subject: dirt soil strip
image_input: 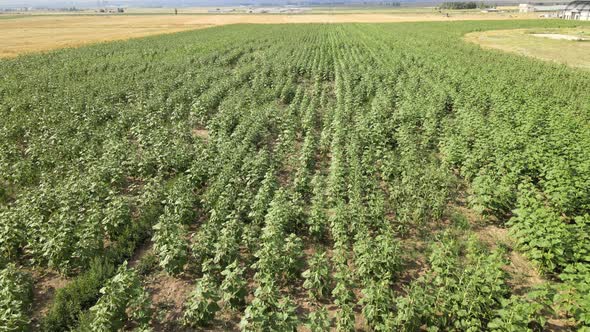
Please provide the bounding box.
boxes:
[0,13,538,58]
[29,269,70,329]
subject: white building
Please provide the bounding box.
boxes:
[519,3,535,12]
[562,0,590,20]
[520,3,567,13]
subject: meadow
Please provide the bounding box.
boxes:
[0,19,589,331]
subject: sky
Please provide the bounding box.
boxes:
[1,0,386,8]
[1,0,203,7]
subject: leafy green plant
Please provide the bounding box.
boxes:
[360,277,395,331]
[282,234,304,282]
[42,258,115,332]
[302,251,331,302]
[332,266,356,332]
[554,264,590,328]
[0,209,24,266]
[252,190,303,285]
[86,262,151,331]
[152,212,188,275]
[182,274,221,327]
[508,182,572,272]
[213,217,241,268]
[354,230,400,283]
[220,260,247,310]
[488,286,554,331]
[307,305,331,332]
[335,303,355,332]
[389,236,508,331]
[0,264,33,331]
[307,174,328,241]
[240,278,299,331]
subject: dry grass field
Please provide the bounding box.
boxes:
[0,16,211,58]
[0,11,539,58]
[465,27,590,70]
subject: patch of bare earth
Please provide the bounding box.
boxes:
[192,128,210,140]
[128,241,153,269]
[29,269,70,328]
[394,250,429,295]
[532,33,588,41]
[474,224,544,294]
[145,271,194,331]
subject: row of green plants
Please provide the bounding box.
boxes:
[0,20,588,330]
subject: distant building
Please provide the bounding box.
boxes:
[207,8,236,13]
[520,3,567,13]
[97,6,125,13]
[247,7,311,14]
[561,0,590,20]
[519,3,535,12]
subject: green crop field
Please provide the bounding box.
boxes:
[1,20,589,331]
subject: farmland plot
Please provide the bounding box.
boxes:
[465,27,590,70]
[0,21,589,331]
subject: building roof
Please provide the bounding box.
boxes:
[519,3,567,11]
[565,0,590,12]
[535,5,567,11]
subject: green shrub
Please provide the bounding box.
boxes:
[182,274,220,327]
[42,258,115,332]
[135,252,158,277]
[488,286,554,331]
[0,264,33,331]
[220,261,247,310]
[240,278,299,332]
[87,263,151,331]
[307,306,331,332]
[302,251,331,301]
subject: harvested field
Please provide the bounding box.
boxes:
[1,12,538,58]
[0,16,211,58]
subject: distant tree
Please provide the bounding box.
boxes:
[440,1,479,9]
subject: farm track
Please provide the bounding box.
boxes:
[0,21,589,330]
